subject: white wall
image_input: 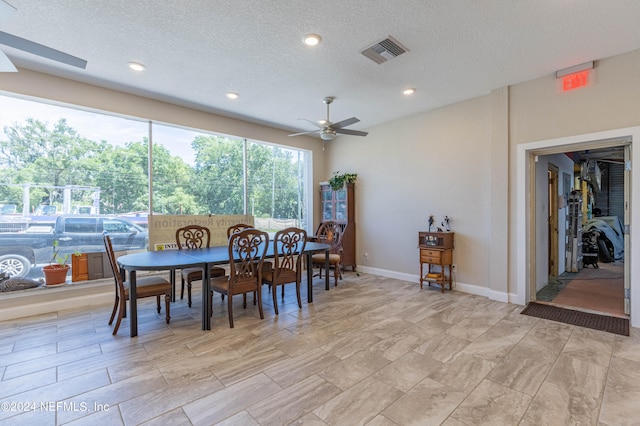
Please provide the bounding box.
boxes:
[324,96,494,296]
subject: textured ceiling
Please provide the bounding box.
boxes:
[2,0,640,138]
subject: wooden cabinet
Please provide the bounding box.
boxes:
[418,231,454,292]
[320,182,356,271]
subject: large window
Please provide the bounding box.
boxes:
[0,94,311,281]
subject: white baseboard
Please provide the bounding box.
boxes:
[356,266,510,302]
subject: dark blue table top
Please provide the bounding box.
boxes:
[117,241,330,271]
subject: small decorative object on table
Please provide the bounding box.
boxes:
[442,216,451,232]
[428,215,435,232]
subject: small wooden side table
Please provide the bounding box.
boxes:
[418,231,454,292]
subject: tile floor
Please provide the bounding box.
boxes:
[1,272,639,425]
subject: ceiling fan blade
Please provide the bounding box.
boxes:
[0,49,16,72]
[332,117,360,129]
[299,118,323,128]
[289,130,321,137]
[0,31,87,69]
[334,128,368,137]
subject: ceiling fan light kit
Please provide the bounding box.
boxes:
[289,96,368,141]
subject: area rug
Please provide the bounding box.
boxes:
[521,302,629,336]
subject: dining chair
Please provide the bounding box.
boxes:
[210,228,269,328]
[227,223,273,270]
[262,227,307,315]
[311,221,346,286]
[227,223,272,305]
[175,225,226,307]
[103,233,171,335]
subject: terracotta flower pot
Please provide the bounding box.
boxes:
[43,264,70,286]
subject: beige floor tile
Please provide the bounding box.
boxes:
[365,414,399,425]
[248,374,341,425]
[449,379,531,425]
[382,377,466,425]
[0,369,112,423]
[520,381,600,426]
[599,385,640,426]
[57,370,167,424]
[427,352,496,392]
[487,344,557,396]
[367,331,423,361]
[119,365,224,424]
[139,407,192,426]
[374,351,439,392]
[321,330,383,360]
[215,410,261,426]
[413,331,470,363]
[288,412,329,425]
[517,319,574,354]
[182,373,281,425]
[1,272,638,425]
[546,354,608,399]
[313,376,403,425]
[264,347,340,388]
[561,327,615,367]
[319,349,390,390]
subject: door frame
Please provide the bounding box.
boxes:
[548,165,559,278]
[516,126,639,327]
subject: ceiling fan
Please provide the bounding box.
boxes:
[0,0,87,72]
[289,97,368,141]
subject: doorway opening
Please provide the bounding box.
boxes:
[516,126,639,328]
[535,147,627,318]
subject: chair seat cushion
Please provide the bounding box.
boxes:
[262,268,296,284]
[311,253,341,264]
[210,275,230,293]
[124,276,171,298]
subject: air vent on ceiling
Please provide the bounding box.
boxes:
[361,36,408,64]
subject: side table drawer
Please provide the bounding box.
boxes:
[420,250,442,263]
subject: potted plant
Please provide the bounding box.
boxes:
[42,240,70,286]
[328,172,357,191]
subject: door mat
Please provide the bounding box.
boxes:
[521,302,629,336]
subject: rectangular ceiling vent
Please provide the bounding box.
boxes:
[361,36,408,64]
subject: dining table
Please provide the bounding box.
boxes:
[117,241,331,337]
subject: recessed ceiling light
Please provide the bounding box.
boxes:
[226,92,239,99]
[403,88,416,95]
[302,34,322,46]
[128,61,146,71]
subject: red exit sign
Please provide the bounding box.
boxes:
[561,70,590,91]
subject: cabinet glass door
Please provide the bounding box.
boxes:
[333,189,345,221]
[322,201,333,220]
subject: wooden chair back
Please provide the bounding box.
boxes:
[273,227,307,279]
[103,233,125,298]
[315,221,346,254]
[176,225,210,249]
[227,228,269,295]
[227,223,253,239]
